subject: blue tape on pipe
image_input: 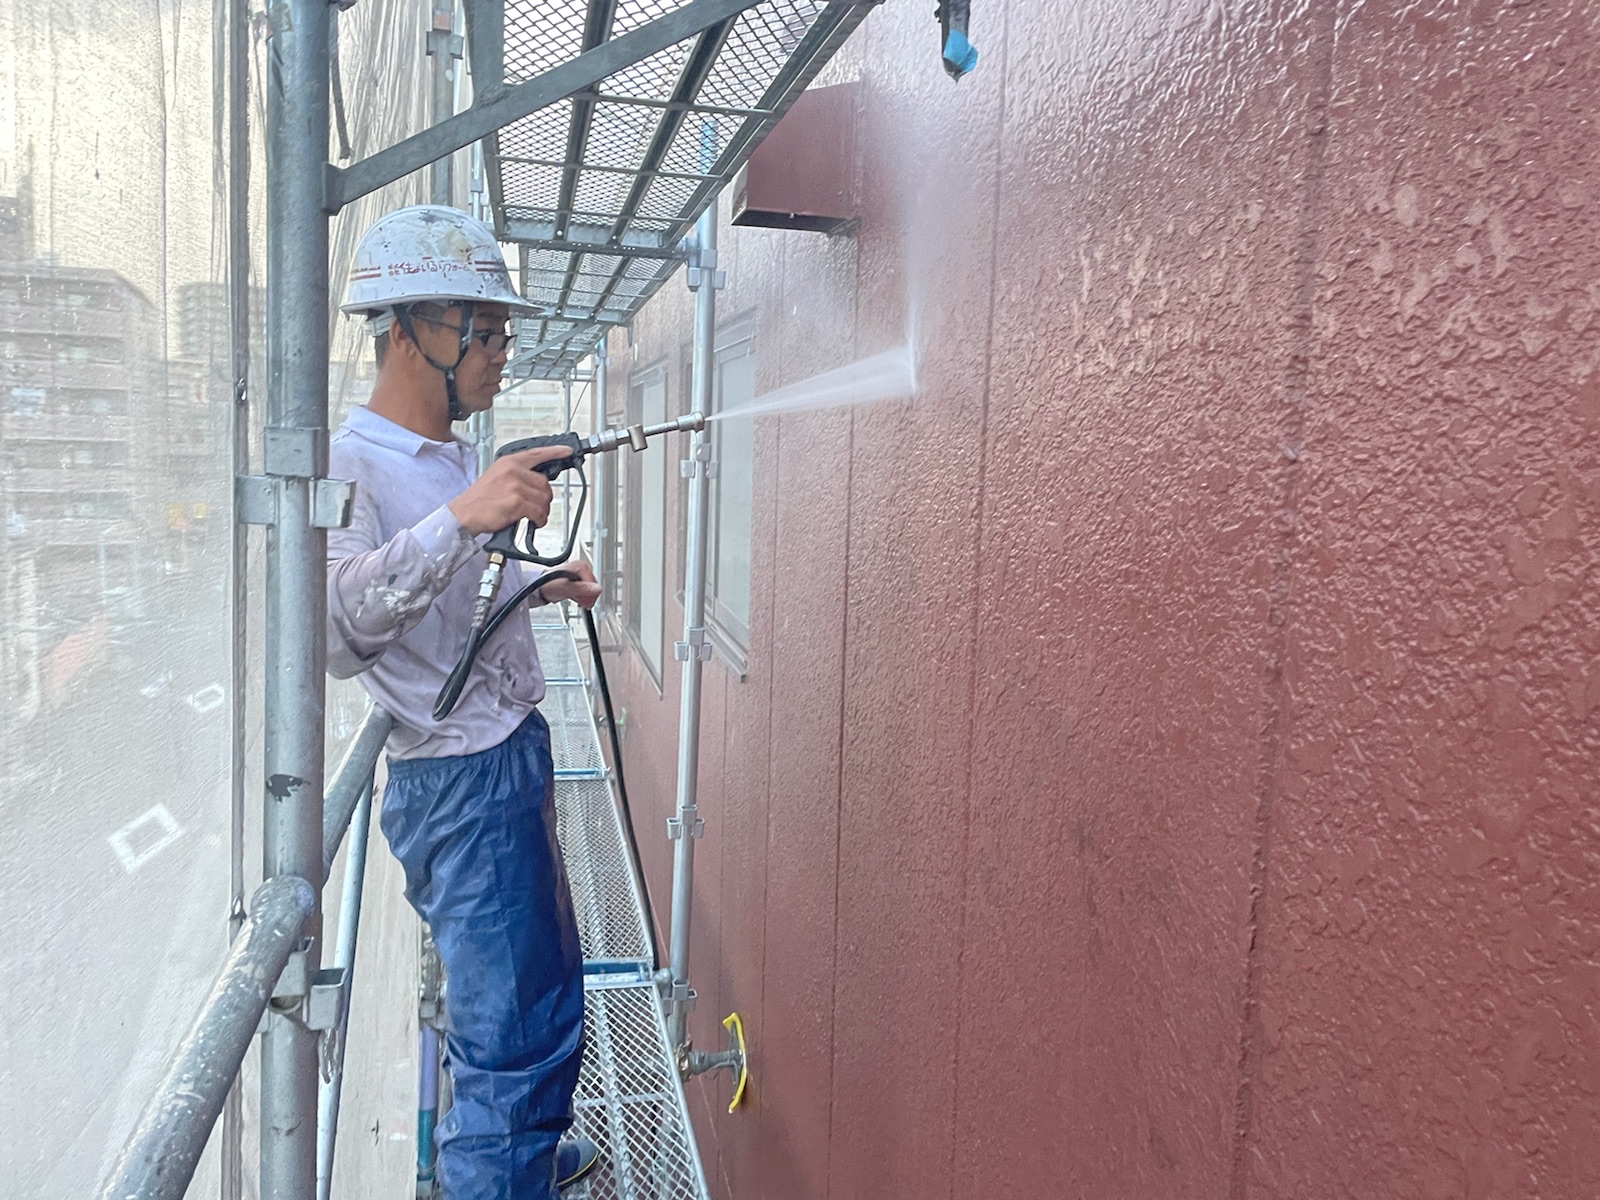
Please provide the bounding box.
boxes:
[942,28,979,77]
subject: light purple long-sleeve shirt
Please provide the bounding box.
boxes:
[326,405,546,760]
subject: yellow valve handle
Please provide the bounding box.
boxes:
[722,1012,748,1113]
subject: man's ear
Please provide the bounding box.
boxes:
[387,316,415,358]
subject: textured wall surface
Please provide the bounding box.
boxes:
[599,2,1600,1197]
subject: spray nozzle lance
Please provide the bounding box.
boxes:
[588,411,706,454]
[495,412,706,468]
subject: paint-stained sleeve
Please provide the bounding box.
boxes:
[326,499,478,679]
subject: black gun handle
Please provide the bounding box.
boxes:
[485,431,587,564]
[495,431,585,479]
[483,522,523,558]
[484,517,573,566]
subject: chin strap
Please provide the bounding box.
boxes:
[395,302,476,422]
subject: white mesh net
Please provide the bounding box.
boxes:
[0,1,456,1194]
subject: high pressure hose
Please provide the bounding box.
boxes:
[431,570,662,964]
[582,606,660,965]
[432,415,702,961]
[433,568,578,721]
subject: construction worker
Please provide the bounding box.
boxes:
[326,205,600,1198]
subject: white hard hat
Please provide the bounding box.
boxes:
[341,205,536,321]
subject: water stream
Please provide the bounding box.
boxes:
[707,342,917,422]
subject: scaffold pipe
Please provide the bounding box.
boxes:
[97,876,317,1200]
[261,0,332,1192]
[321,708,393,878]
[221,0,253,1188]
[316,779,375,1200]
[667,196,720,1050]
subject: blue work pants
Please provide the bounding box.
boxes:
[382,710,585,1199]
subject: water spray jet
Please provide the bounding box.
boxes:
[707,343,917,424]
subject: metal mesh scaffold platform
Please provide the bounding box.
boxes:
[546,680,609,777]
[541,618,705,1200]
[481,0,876,380]
[567,982,709,1200]
[536,620,587,682]
[558,777,653,963]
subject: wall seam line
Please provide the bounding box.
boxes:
[756,226,787,1200]
[947,5,1014,1199]
[823,76,870,1196]
[1228,4,1339,1198]
[821,325,858,1200]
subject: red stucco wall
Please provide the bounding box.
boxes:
[597,3,1600,1197]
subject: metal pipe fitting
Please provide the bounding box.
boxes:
[587,411,707,456]
[98,876,317,1200]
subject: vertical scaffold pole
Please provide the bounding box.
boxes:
[591,339,608,583]
[262,0,330,1194]
[427,0,458,206]
[220,0,252,1190]
[667,191,721,1051]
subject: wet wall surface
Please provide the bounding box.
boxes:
[601,2,1600,1197]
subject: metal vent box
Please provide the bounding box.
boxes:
[732,82,857,234]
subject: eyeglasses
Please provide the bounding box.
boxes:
[412,313,516,355]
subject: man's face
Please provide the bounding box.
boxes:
[413,302,514,414]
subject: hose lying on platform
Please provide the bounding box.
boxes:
[582,606,660,967]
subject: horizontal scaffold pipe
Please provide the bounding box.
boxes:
[321,707,394,878]
[96,874,317,1200]
[324,0,765,211]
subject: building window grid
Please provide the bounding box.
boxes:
[704,338,755,666]
[622,365,668,685]
[613,337,756,679]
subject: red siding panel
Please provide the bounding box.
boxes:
[596,2,1600,1197]
[1250,6,1600,1198]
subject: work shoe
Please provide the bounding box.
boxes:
[556,1135,601,1189]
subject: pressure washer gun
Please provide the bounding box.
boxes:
[435,412,706,719]
[484,414,705,566]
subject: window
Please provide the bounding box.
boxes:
[55,338,124,364]
[623,365,667,682]
[5,386,45,416]
[51,388,126,417]
[11,490,132,522]
[4,336,50,360]
[599,374,622,614]
[706,337,755,659]
[5,439,127,469]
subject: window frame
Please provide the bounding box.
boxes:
[691,323,756,679]
[621,360,668,689]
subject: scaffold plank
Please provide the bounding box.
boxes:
[567,984,710,1200]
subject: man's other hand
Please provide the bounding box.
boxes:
[447,445,568,535]
[542,559,602,610]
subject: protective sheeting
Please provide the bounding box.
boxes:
[0,1,438,1194]
[0,2,238,1194]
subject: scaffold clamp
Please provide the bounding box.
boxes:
[666,813,705,840]
[236,475,278,526]
[236,475,354,528]
[266,950,347,1033]
[674,627,713,662]
[312,477,355,529]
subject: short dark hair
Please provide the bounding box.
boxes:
[373,301,460,367]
